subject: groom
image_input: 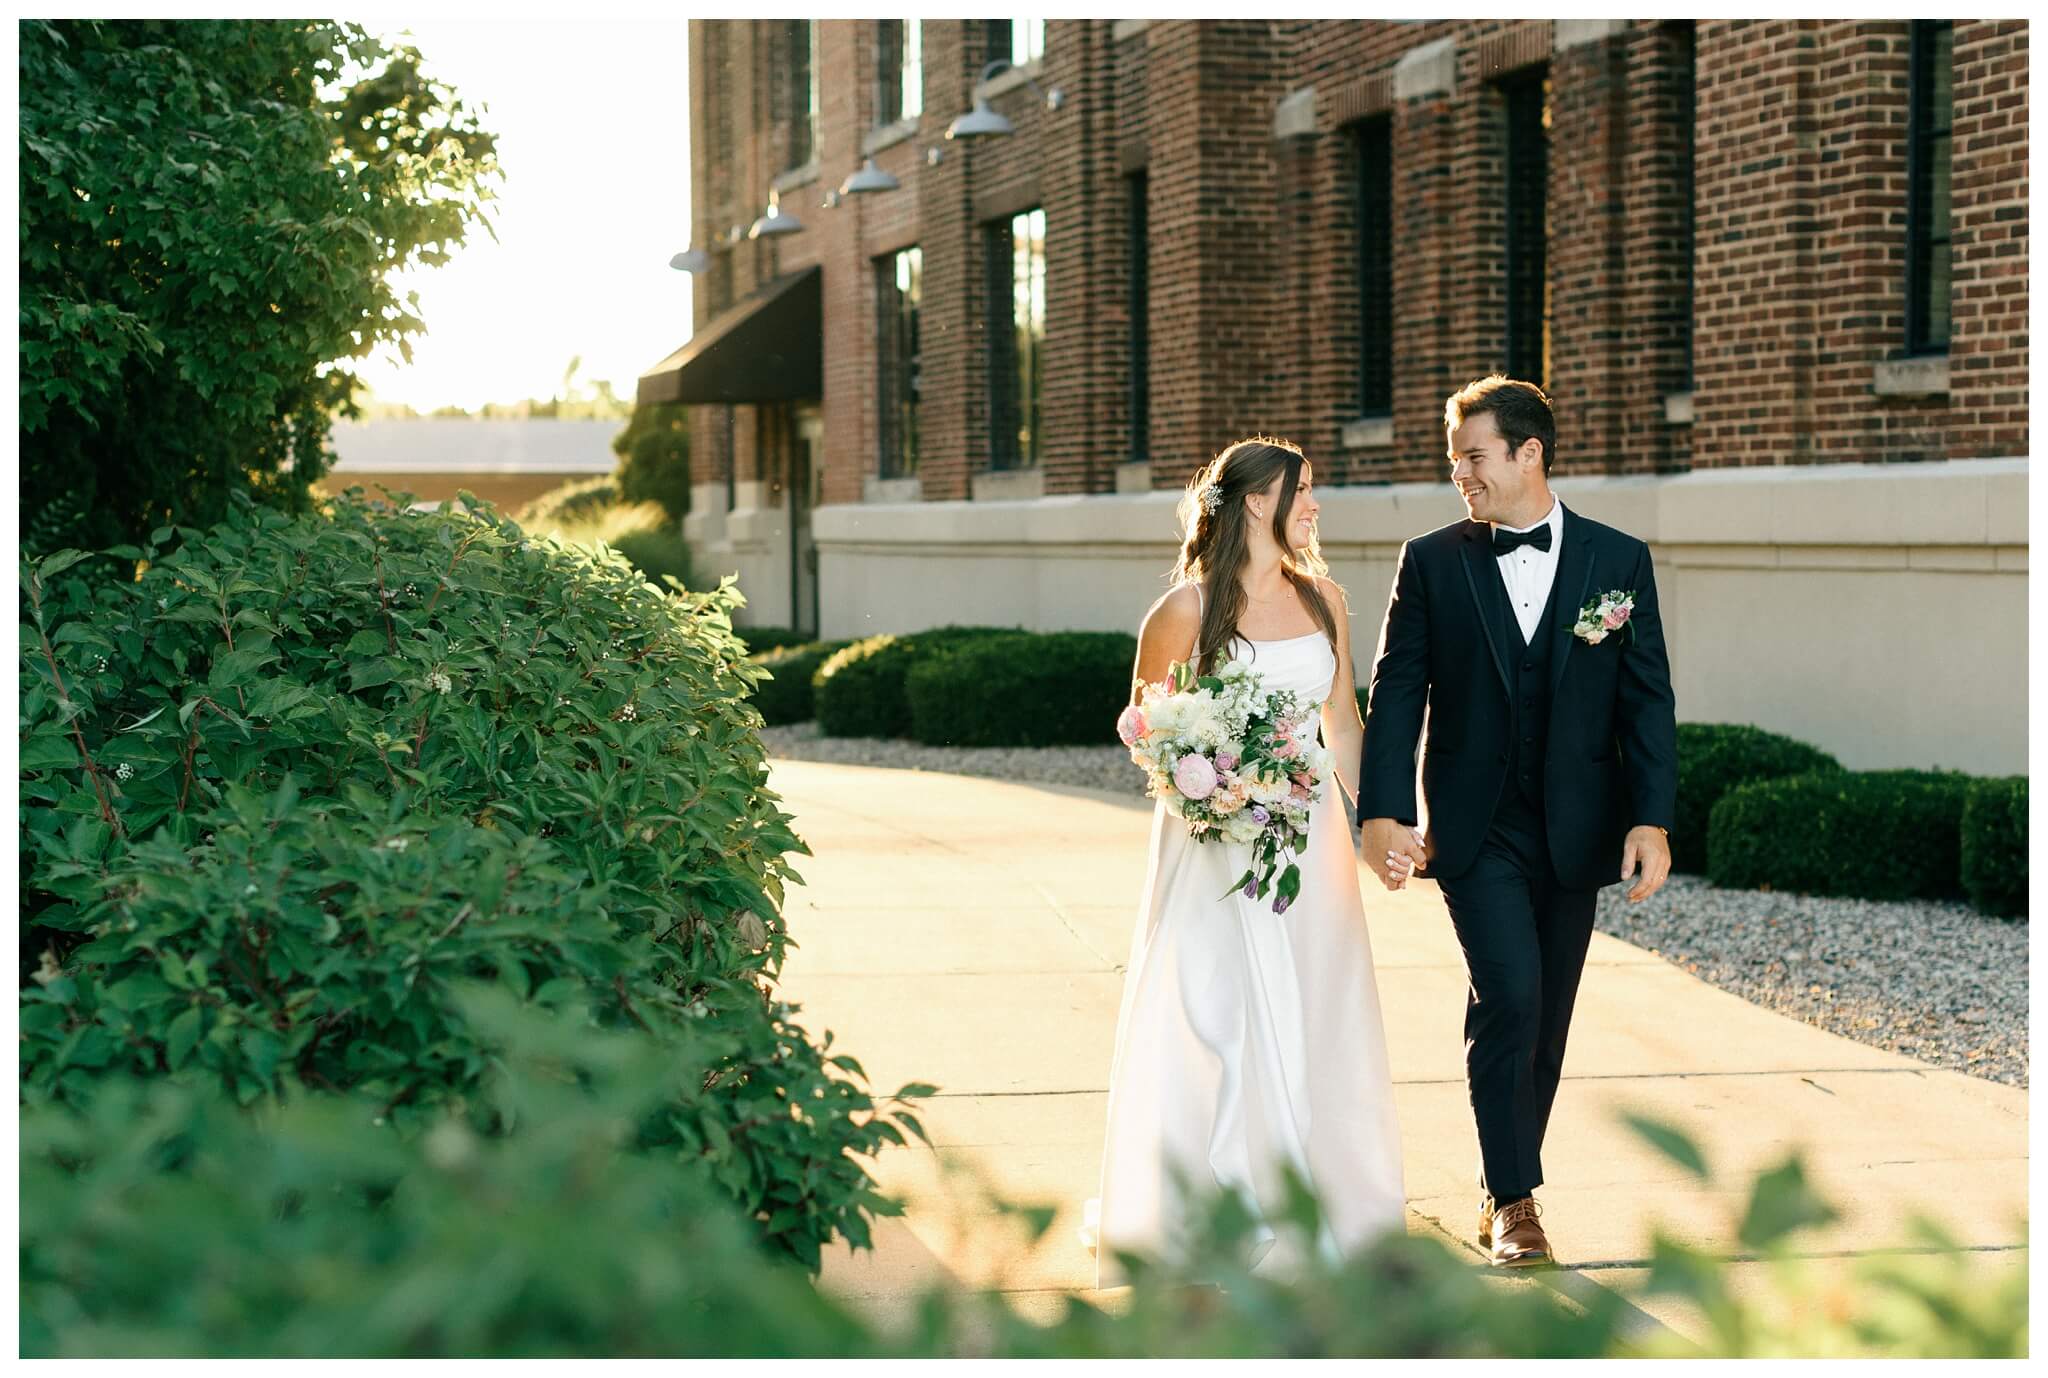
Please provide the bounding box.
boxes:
[1358,375,1677,1268]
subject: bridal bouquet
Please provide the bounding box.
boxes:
[1117,659,1330,914]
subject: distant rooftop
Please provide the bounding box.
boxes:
[329,418,625,474]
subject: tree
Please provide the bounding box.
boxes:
[18,20,500,551]
[613,402,692,524]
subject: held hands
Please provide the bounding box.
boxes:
[1361,817,1428,892]
[1620,825,1672,902]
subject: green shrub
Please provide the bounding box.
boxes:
[749,641,853,726]
[813,626,1018,739]
[23,1051,2024,1358]
[735,626,821,656]
[905,632,1137,747]
[1960,776,2027,918]
[20,992,893,1358]
[1706,770,1975,901]
[18,492,926,1269]
[19,20,498,552]
[610,525,693,590]
[1672,724,1842,874]
[613,400,692,524]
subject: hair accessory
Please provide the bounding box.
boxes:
[1199,483,1223,516]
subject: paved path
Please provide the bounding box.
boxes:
[767,759,2028,1349]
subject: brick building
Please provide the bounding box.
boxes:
[641,18,2028,772]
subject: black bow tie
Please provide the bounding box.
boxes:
[1492,523,1553,556]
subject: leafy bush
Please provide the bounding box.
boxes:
[19,20,499,551]
[735,626,822,656]
[1960,777,2027,919]
[18,492,926,1268]
[1673,724,1842,874]
[1706,770,1975,901]
[611,527,694,590]
[20,991,892,1358]
[749,642,853,727]
[613,401,693,524]
[813,626,1018,739]
[24,1044,2025,1359]
[905,632,1137,747]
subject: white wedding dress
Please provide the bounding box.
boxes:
[1082,627,1407,1287]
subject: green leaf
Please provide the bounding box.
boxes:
[19,734,81,772]
[1737,1154,1838,1251]
[349,658,401,691]
[166,1007,202,1070]
[1621,1113,1711,1180]
[37,549,92,580]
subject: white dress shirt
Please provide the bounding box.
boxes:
[1492,496,1565,645]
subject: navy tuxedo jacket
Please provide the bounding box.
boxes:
[1359,505,1678,892]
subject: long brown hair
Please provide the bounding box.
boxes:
[1169,437,1340,676]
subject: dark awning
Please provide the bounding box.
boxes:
[636,266,822,406]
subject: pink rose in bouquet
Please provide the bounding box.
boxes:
[1116,704,1148,747]
[1602,603,1631,631]
[1173,753,1219,801]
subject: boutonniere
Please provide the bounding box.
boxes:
[1573,589,1636,645]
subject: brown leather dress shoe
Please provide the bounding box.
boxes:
[1486,1196,1552,1268]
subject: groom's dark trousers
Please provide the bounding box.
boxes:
[1360,509,1677,1205]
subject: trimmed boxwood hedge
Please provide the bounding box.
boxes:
[747,640,851,726]
[1960,776,2028,918]
[1673,723,1842,873]
[813,626,1017,738]
[906,631,1138,747]
[1707,769,1976,901]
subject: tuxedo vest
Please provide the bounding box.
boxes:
[1492,557,1564,812]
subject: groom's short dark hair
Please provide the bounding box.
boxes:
[1445,376,1555,473]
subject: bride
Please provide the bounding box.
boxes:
[1083,437,1409,1287]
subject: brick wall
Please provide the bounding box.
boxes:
[1948,19,2029,458]
[673,18,2030,514]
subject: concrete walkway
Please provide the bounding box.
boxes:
[767,759,2028,1349]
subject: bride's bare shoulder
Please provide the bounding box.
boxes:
[1139,583,1202,640]
[1310,573,1353,614]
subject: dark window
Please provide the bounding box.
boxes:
[982,18,1043,68]
[786,20,817,169]
[985,208,1046,470]
[1127,172,1149,462]
[876,20,922,124]
[1907,20,1954,354]
[877,247,923,478]
[1500,67,1551,388]
[1350,116,1393,416]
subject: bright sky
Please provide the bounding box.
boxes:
[351,17,694,412]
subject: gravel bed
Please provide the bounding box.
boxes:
[762,726,2028,1088]
[1593,875,2027,1088]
